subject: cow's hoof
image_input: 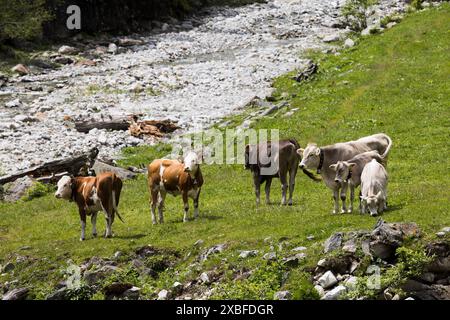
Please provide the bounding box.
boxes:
[80,238,85,241]
[332,210,338,214]
[92,233,97,238]
[370,213,378,217]
[347,209,353,214]
[288,201,293,206]
[340,209,346,214]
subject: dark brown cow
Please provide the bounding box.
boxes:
[245,139,314,205]
[55,172,123,241]
[147,151,203,224]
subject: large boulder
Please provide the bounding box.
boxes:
[2,288,29,300]
[11,64,30,76]
[1,176,35,202]
[91,161,137,180]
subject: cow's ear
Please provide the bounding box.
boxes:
[348,163,356,169]
[296,148,304,155]
[315,148,321,156]
[329,164,337,171]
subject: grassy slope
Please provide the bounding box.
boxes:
[0,5,449,298]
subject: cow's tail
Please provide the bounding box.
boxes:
[381,134,393,159]
[112,190,125,223]
[302,169,322,182]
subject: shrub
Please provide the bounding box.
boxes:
[410,0,424,10]
[22,182,54,201]
[341,0,379,32]
[0,0,52,42]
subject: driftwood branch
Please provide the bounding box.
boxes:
[0,148,99,185]
[75,120,130,133]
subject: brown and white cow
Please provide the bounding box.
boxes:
[329,150,385,213]
[55,172,123,241]
[298,133,392,214]
[147,151,203,224]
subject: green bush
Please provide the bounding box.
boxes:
[0,0,52,42]
[341,0,379,31]
[410,0,424,10]
[22,182,54,201]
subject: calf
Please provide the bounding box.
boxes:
[55,172,123,241]
[329,150,384,213]
[360,159,388,216]
[245,139,312,205]
[147,151,203,224]
[298,133,392,214]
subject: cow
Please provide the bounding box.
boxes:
[297,133,392,214]
[54,172,123,241]
[360,159,388,216]
[329,150,385,213]
[245,139,315,206]
[147,151,203,224]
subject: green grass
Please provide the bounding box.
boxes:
[0,5,449,299]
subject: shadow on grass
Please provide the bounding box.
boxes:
[114,233,147,240]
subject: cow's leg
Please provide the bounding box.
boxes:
[150,190,158,225]
[194,189,201,219]
[288,166,298,206]
[280,171,288,206]
[253,173,261,206]
[332,188,339,214]
[91,212,98,238]
[340,183,348,214]
[182,192,189,223]
[265,178,272,205]
[158,191,166,224]
[79,210,87,241]
[359,191,363,214]
[348,185,355,213]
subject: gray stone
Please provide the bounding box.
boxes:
[324,232,343,253]
[2,176,34,202]
[343,240,357,253]
[2,262,15,273]
[386,22,397,29]
[92,161,137,180]
[344,38,355,48]
[200,244,226,261]
[314,285,325,297]
[321,285,346,300]
[323,34,340,43]
[107,43,118,54]
[344,276,358,291]
[122,286,140,300]
[199,272,210,284]
[317,271,338,289]
[58,46,78,55]
[46,287,69,300]
[172,282,183,295]
[274,291,291,300]
[263,252,277,261]
[5,99,21,108]
[194,239,204,247]
[2,288,29,300]
[239,250,258,259]
[291,246,307,252]
[157,289,170,300]
[282,253,306,267]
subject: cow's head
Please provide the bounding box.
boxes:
[55,176,73,200]
[329,161,356,183]
[361,191,383,216]
[183,151,201,176]
[298,144,321,170]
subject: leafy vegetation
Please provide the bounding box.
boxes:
[0,4,449,299]
[341,0,379,31]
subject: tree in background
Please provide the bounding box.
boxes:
[341,0,379,32]
[0,0,52,42]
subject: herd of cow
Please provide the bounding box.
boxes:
[54,133,392,241]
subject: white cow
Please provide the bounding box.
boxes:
[360,159,388,216]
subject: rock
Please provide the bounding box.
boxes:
[193,239,204,247]
[239,250,258,259]
[157,289,170,300]
[2,176,35,202]
[282,253,306,267]
[107,43,118,54]
[53,56,74,65]
[343,240,357,253]
[314,285,325,298]
[344,38,355,48]
[172,282,183,295]
[113,251,122,260]
[131,83,144,93]
[0,73,7,87]
[324,232,343,253]
[317,259,327,267]
[122,286,140,300]
[58,46,78,55]
[11,64,30,75]
[46,287,69,300]
[344,276,358,291]
[263,252,277,261]
[441,227,450,234]
[118,38,144,47]
[199,272,210,284]
[323,34,340,42]
[419,272,435,284]
[292,60,317,82]
[317,271,338,289]
[322,285,346,300]
[92,161,137,180]
[386,22,397,29]
[436,232,446,238]
[392,294,400,300]
[14,115,39,123]
[405,297,414,300]
[104,282,133,296]
[274,291,291,300]
[5,99,22,109]
[307,235,315,241]
[292,246,307,252]
[2,262,15,273]
[200,244,226,261]
[2,288,29,300]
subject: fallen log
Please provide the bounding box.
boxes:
[0,148,99,185]
[129,118,180,138]
[75,118,130,133]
